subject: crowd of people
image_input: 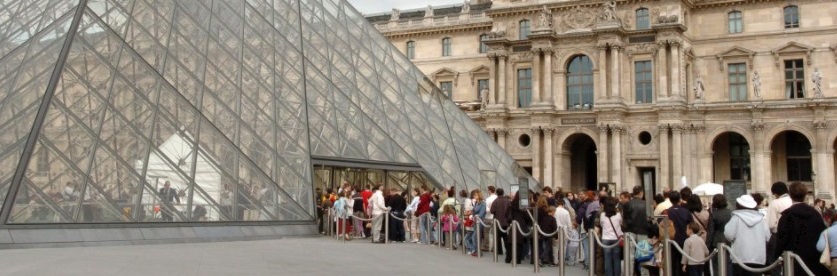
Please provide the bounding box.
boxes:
[316,181,836,276]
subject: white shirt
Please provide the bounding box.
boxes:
[370,190,387,215]
[554,206,572,229]
[485,194,497,219]
[600,213,623,240]
[767,194,792,233]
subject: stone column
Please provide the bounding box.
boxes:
[612,126,624,191]
[598,125,610,183]
[532,49,542,104]
[610,46,622,101]
[598,46,609,99]
[543,49,554,106]
[696,126,708,184]
[497,129,508,149]
[656,42,669,98]
[488,54,497,105]
[555,70,566,109]
[531,127,542,183]
[670,42,682,99]
[683,126,693,186]
[752,123,766,193]
[498,55,507,105]
[659,125,670,190]
[559,150,571,190]
[544,128,555,187]
[815,121,831,197]
[672,125,684,185]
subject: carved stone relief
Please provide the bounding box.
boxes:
[563,6,596,30]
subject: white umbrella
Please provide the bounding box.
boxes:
[693,182,724,196]
[681,176,688,188]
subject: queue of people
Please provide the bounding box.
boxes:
[317,181,835,276]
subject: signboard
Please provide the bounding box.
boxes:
[561,118,597,125]
[598,182,616,197]
[518,177,530,208]
[723,180,747,210]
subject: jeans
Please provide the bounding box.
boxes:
[580,232,589,264]
[602,239,621,276]
[419,214,433,244]
[465,231,476,252]
[733,263,764,276]
[687,265,704,276]
[540,237,553,264]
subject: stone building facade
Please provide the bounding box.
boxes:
[367,0,837,200]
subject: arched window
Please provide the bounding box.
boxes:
[566,55,594,110]
[783,6,799,28]
[406,41,415,59]
[728,11,743,33]
[519,20,530,39]
[479,34,489,53]
[441,37,451,56]
[636,8,650,30]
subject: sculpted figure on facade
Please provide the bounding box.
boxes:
[537,6,553,28]
[752,70,762,99]
[564,6,596,30]
[694,78,705,100]
[461,0,470,14]
[601,1,617,21]
[390,9,400,21]
[489,21,506,38]
[425,5,434,18]
[813,67,824,98]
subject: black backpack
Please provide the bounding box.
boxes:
[430,200,440,217]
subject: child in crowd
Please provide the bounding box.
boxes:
[566,226,580,265]
[440,205,459,249]
[682,222,709,276]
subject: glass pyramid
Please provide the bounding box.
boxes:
[0,0,531,224]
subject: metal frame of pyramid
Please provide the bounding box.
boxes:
[0,0,532,233]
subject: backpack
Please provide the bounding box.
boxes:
[635,239,654,262]
[333,198,348,218]
[584,210,598,230]
[430,200,440,217]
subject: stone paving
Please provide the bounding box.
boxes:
[0,236,589,275]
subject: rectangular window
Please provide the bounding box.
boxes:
[517,69,532,107]
[784,6,799,29]
[634,61,653,103]
[728,12,743,33]
[442,38,451,57]
[785,59,805,99]
[440,81,453,98]
[406,41,415,59]
[728,63,747,101]
[479,35,489,53]
[477,79,489,100]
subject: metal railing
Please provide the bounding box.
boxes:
[321,209,819,276]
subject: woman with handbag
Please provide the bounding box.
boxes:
[816,211,837,275]
[599,196,623,276]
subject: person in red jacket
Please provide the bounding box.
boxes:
[415,185,434,244]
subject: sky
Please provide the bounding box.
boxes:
[346,0,462,15]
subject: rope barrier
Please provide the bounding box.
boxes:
[350,213,384,222]
[790,252,816,276]
[535,224,559,237]
[561,227,588,242]
[475,217,492,228]
[593,233,621,249]
[666,240,718,263]
[496,223,510,234]
[720,244,784,273]
[513,221,532,237]
[389,212,407,221]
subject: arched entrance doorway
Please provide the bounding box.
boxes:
[770,130,812,186]
[711,132,751,184]
[561,133,597,192]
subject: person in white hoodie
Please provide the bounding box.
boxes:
[724,194,771,276]
[369,185,388,243]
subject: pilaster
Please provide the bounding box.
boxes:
[598,125,609,183]
[543,127,555,187]
[659,125,670,190]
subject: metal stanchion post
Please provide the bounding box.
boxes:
[588,232,595,276]
[384,210,390,244]
[559,227,565,276]
[533,224,540,273]
[623,234,632,275]
[511,221,518,268]
[718,243,727,276]
[342,217,347,243]
[782,251,793,276]
[461,204,466,255]
[493,221,499,263]
[448,216,454,251]
[437,216,442,248]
